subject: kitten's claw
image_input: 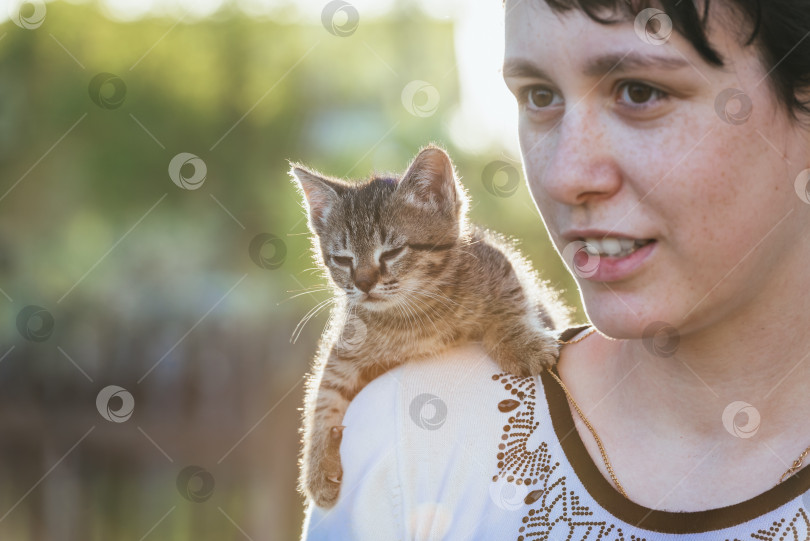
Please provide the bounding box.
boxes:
[305,426,345,508]
[331,425,346,440]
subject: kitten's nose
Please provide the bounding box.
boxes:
[354,268,379,293]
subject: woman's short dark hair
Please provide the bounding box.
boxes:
[521,0,810,128]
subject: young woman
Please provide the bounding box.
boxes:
[303,0,810,538]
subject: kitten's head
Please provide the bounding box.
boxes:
[290,144,470,312]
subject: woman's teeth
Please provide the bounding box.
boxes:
[582,237,652,257]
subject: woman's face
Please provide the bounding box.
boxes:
[503,1,810,338]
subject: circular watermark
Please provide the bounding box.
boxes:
[482,161,520,198]
[634,8,673,45]
[561,240,601,279]
[641,321,680,358]
[9,1,46,30]
[793,169,810,204]
[336,312,367,354]
[88,73,127,110]
[176,466,215,502]
[16,305,54,342]
[96,385,135,423]
[714,88,753,125]
[248,233,287,270]
[488,476,528,511]
[408,393,447,430]
[168,152,207,190]
[722,401,760,439]
[401,80,440,118]
[321,0,359,37]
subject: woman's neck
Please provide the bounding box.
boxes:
[560,288,810,509]
[609,289,810,444]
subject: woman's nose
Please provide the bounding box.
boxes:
[533,106,622,206]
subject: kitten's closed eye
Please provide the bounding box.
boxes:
[380,246,405,261]
[332,255,353,267]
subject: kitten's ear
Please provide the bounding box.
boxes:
[289,163,346,233]
[396,145,459,212]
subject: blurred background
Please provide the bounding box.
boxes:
[0,0,584,538]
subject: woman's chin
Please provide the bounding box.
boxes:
[584,306,675,341]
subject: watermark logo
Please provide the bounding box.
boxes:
[482,161,520,198]
[16,305,54,342]
[336,312,367,354]
[722,401,760,439]
[641,321,680,357]
[714,88,753,125]
[176,466,215,502]
[96,385,135,423]
[321,0,359,37]
[489,476,528,511]
[248,233,287,270]
[794,169,810,204]
[401,80,440,118]
[634,8,672,45]
[168,152,207,190]
[9,1,46,29]
[561,240,600,279]
[88,73,127,110]
[408,393,447,430]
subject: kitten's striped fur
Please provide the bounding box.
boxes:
[291,144,571,508]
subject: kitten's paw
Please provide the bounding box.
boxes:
[522,334,561,375]
[306,425,345,509]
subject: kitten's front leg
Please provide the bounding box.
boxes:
[483,312,560,377]
[301,348,359,508]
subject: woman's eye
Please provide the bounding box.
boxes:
[525,87,557,109]
[332,255,353,267]
[381,246,404,261]
[519,81,668,113]
[618,81,668,106]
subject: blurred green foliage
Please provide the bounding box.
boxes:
[0,1,583,539]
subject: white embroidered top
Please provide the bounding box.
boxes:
[301,325,810,541]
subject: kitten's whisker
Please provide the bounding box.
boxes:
[392,300,413,332]
[399,291,440,337]
[397,295,423,334]
[291,300,334,345]
[279,288,334,303]
[405,291,445,323]
[286,283,330,292]
[398,285,462,311]
[396,291,425,333]
[421,285,474,312]
[300,266,328,275]
[414,290,472,315]
[291,297,336,344]
[393,292,418,331]
[412,287,459,307]
[396,289,458,311]
[453,248,480,261]
[402,297,438,332]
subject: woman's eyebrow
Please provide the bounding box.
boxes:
[503,51,691,80]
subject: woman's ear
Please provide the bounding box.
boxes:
[289,163,347,234]
[395,144,461,213]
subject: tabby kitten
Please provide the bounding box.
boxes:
[291,144,571,509]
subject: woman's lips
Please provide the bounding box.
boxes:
[572,240,657,282]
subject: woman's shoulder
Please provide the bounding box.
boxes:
[340,323,594,471]
[348,322,592,409]
[303,326,591,540]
